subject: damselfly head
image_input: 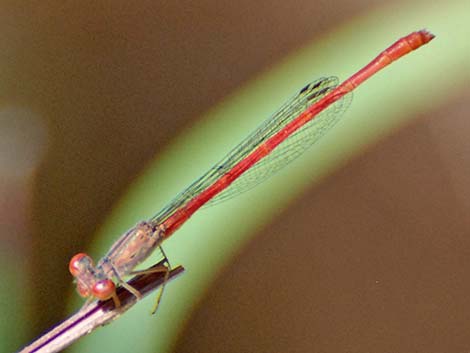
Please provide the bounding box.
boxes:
[69,253,117,300]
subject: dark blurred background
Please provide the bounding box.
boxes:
[1,1,469,352]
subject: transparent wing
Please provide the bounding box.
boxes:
[150,77,351,224]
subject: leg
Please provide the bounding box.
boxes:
[109,292,121,308]
[128,265,169,276]
[128,258,170,314]
[150,264,170,314]
[120,282,143,300]
[111,266,143,300]
[159,245,172,269]
[128,246,172,314]
[151,246,171,314]
[115,261,169,301]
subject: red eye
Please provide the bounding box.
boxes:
[92,279,116,300]
[69,253,93,277]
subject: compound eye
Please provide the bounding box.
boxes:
[92,279,116,300]
[69,253,93,277]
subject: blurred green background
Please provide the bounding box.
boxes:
[2,0,469,352]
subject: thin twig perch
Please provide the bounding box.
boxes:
[18,261,184,353]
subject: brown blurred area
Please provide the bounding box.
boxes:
[2,1,469,351]
[174,93,470,353]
